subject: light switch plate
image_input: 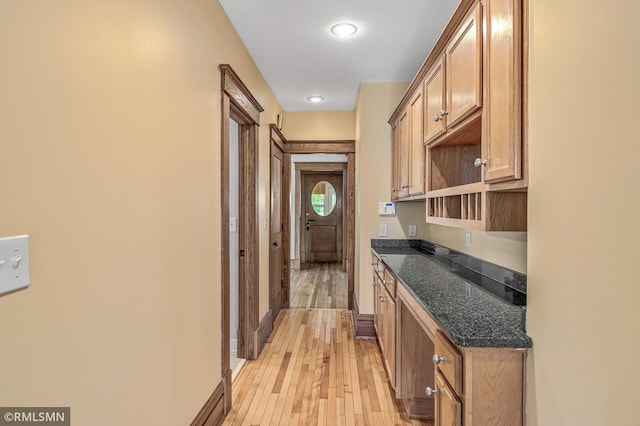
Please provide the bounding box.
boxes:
[465,231,472,252]
[379,224,388,237]
[0,235,30,296]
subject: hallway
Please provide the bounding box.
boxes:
[223,309,430,425]
[290,263,348,309]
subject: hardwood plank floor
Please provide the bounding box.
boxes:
[223,309,432,426]
[290,263,347,309]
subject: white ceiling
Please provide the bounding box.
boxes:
[219,0,460,111]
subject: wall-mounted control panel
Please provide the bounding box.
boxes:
[0,235,30,296]
[379,202,396,216]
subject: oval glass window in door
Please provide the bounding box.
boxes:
[311,181,337,216]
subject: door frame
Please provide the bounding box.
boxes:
[220,65,263,413]
[299,166,346,265]
[270,136,355,310]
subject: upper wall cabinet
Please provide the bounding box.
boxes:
[388,0,527,230]
[424,3,482,145]
[391,89,425,201]
[482,0,523,184]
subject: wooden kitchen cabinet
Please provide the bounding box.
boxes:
[390,87,425,200]
[424,57,446,143]
[395,282,527,426]
[397,301,435,419]
[445,2,482,128]
[371,251,397,389]
[482,0,524,185]
[408,89,425,196]
[392,109,410,199]
[434,373,462,426]
[389,0,528,229]
[424,3,482,145]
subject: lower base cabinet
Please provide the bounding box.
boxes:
[394,281,527,426]
[397,301,434,419]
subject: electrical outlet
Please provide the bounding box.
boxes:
[408,224,417,237]
[465,231,472,252]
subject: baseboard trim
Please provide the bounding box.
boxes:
[191,380,225,426]
[254,308,273,359]
[353,294,376,338]
[290,258,300,270]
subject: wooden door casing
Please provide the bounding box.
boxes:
[302,172,343,263]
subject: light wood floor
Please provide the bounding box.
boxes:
[223,308,431,426]
[290,263,347,309]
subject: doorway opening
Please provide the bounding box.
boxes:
[220,64,264,414]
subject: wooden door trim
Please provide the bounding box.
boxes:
[220,64,262,414]
[277,138,356,310]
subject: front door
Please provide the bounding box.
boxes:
[302,172,343,263]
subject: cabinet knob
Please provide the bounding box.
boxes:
[382,279,387,285]
[370,262,376,266]
[433,115,441,122]
[426,386,438,397]
[433,354,447,364]
[392,188,397,192]
[379,295,384,303]
[439,109,449,116]
[474,158,487,168]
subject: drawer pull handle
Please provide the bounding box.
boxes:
[433,354,448,364]
[426,386,438,397]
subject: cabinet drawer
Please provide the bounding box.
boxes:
[434,332,463,395]
[382,268,396,297]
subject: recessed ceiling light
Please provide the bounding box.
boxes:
[330,23,358,38]
[307,96,325,103]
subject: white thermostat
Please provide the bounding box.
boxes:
[379,202,396,216]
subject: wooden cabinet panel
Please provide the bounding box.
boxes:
[398,110,410,198]
[483,0,523,183]
[391,123,401,200]
[373,273,382,338]
[409,89,425,196]
[398,301,435,419]
[382,288,396,388]
[446,2,483,128]
[435,373,462,426]
[434,332,463,395]
[424,57,447,144]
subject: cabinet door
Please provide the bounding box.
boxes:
[435,373,461,426]
[391,123,401,200]
[445,2,482,128]
[399,301,435,418]
[408,89,425,196]
[483,0,522,183]
[373,275,382,338]
[397,110,410,198]
[424,56,446,144]
[382,290,396,388]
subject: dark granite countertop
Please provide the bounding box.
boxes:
[372,240,532,348]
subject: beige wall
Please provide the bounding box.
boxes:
[0,1,280,425]
[283,111,356,140]
[354,82,427,314]
[527,0,640,425]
